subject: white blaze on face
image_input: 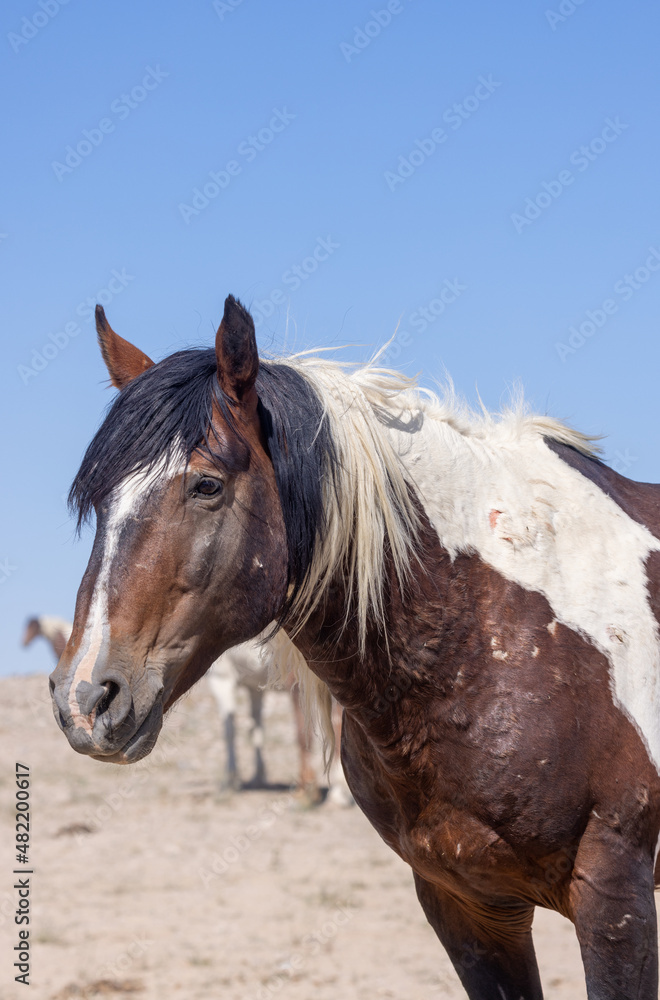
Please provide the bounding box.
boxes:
[388,415,660,774]
[66,452,184,732]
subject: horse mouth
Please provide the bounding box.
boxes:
[90,698,164,765]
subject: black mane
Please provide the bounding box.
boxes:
[255,362,336,614]
[69,350,335,630]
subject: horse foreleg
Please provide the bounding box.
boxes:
[244,687,267,789]
[207,674,239,790]
[414,873,543,1000]
[290,683,321,803]
[224,712,239,789]
[327,703,354,807]
[570,819,658,1000]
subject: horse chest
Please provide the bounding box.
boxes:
[340,683,596,898]
[341,718,535,899]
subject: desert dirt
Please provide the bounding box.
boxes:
[0,671,625,1000]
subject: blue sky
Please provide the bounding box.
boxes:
[3,0,660,677]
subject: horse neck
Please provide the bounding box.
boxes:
[293,510,463,717]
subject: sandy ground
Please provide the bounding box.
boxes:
[0,672,609,999]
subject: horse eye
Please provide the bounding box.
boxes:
[196,478,223,497]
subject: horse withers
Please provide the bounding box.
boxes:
[50,294,660,999]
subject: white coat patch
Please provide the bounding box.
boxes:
[386,415,660,772]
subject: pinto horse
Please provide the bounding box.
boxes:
[50,295,660,999]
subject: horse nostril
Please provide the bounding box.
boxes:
[96,681,120,717]
[75,680,108,717]
[93,674,134,733]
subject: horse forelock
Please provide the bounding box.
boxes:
[68,348,250,530]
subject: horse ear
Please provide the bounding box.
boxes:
[95,305,154,390]
[215,295,259,405]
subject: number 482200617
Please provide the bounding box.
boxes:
[15,763,30,862]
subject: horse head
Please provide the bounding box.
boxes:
[49,296,288,763]
[22,617,41,647]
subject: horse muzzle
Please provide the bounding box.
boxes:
[49,662,165,764]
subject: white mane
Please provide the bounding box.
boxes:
[265,355,600,754]
[275,354,597,636]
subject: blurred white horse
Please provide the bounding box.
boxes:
[208,628,352,804]
[207,636,270,789]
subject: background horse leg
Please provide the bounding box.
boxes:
[570,820,658,1000]
[243,686,267,789]
[207,672,240,790]
[327,703,354,807]
[224,711,238,788]
[414,873,543,1000]
[289,682,321,804]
